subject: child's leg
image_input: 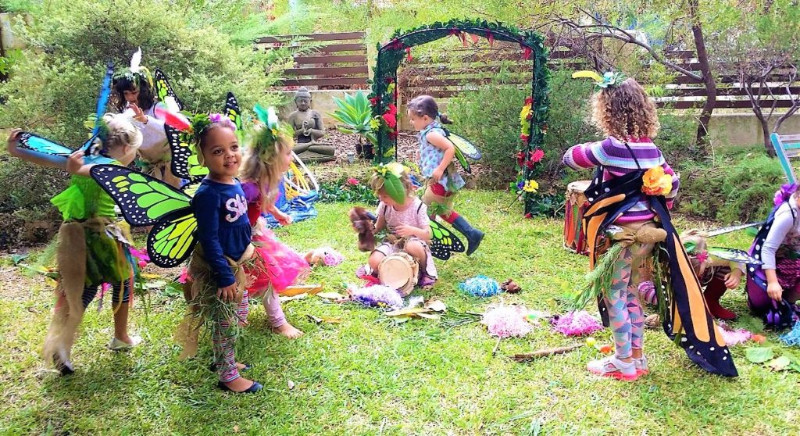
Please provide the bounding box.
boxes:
[368,250,386,272]
[236,290,250,327]
[110,281,138,344]
[263,289,303,338]
[626,284,645,357]
[212,317,240,383]
[606,247,635,360]
[404,240,427,268]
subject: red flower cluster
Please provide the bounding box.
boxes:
[516,149,545,169]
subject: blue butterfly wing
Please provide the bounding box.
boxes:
[17,132,74,156]
[92,62,114,137]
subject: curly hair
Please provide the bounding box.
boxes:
[112,74,155,112]
[591,78,660,140]
[240,129,294,212]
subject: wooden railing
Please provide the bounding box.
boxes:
[255,32,369,89]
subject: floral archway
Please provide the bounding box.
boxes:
[368,19,549,215]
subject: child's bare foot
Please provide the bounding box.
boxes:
[272,322,304,339]
[219,377,262,393]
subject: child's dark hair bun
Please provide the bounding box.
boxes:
[439,113,453,124]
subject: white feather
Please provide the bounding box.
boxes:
[267,106,279,129]
[130,47,142,73]
[164,96,179,113]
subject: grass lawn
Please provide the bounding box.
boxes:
[1,190,798,435]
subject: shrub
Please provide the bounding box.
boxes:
[0,0,289,243]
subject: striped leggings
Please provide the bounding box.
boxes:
[212,290,250,383]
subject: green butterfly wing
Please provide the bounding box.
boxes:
[708,247,762,265]
[429,220,466,260]
[447,132,481,160]
[147,209,198,267]
[90,164,192,226]
[166,125,208,181]
[153,69,184,110]
[453,146,471,174]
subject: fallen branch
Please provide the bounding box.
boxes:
[511,344,583,362]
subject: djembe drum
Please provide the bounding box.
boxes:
[564,180,591,255]
[378,252,419,297]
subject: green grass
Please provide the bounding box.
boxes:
[1,191,799,435]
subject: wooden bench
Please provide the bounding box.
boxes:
[255,31,369,90]
[772,133,800,183]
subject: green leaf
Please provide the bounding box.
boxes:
[768,356,791,371]
[745,347,774,363]
[383,173,405,204]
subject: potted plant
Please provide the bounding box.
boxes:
[329,91,377,160]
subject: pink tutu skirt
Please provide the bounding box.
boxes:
[245,218,310,298]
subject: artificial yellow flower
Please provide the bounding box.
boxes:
[642,166,673,196]
[523,179,539,193]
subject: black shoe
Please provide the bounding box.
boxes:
[217,380,263,393]
[53,353,74,376]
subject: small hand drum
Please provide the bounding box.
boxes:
[564,180,591,255]
[378,252,419,296]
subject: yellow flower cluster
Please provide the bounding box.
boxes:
[641,166,672,197]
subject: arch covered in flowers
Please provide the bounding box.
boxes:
[368,19,549,215]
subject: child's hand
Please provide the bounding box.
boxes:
[129,103,148,124]
[431,167,444,184]
[767,281,783,301]
[6,128,22,156]
[395,225,417,238]
[66,150,85,174]
[217,283,238,302]
[275,211,293,226]
[724,269,743,289]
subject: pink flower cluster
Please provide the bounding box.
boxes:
[482,305,533,338]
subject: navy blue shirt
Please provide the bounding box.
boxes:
[192,178,252,287]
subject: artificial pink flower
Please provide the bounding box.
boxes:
[346,177,359,186]
[530,149,544,163]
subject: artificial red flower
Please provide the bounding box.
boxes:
[369,97,377,106]
[516,151,526,167]
[382,104,398,129]
[524,97,533,105]
[520,133,530,142]
[524,212,532,219]
[346,178,359,186]
[530,149,544,163]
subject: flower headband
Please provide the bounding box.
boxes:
[113,47,153,88]
[371,162,408,204]
[572,70,627,89]
[250,103,292,158]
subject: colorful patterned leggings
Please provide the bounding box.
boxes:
[605,243,652,359]
[212,290,250,383]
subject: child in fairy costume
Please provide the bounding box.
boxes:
[112,49,181,187]
[565,72,737,379]
[406,95,484,255]
[6,114,143,374]
[240,106,310,339]
[364,162,437,291]
[185,113,262,393]
[747,183,800,329]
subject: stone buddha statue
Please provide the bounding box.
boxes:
[287,87,336,163]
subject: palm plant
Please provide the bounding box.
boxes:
[329,91,377,160]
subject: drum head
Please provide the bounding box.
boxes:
[567,180,592,192]
[379,254,417,293]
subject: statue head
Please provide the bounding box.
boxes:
[294,87,312,112]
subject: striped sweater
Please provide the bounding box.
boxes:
[563,136,679,223]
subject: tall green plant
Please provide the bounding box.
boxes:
[329,91,377,156]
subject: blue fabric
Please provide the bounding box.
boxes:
[418,121,465,191]
[192,179,251,287]
[264,182,318,228]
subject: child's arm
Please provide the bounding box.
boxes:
[265,202,292,226]
[761,207,795,301]
[724,263,744,289]
[192,189,238,298]
[130,103,167,144]
[6,129,68,170]
[64,150,96,177]
[425,131,455,184]
[562,140,605,171]
[395,201,432,241]
[661,159,680,209]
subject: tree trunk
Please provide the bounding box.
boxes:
[689,0,715,150]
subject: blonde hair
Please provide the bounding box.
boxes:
[103,113,142,151]
[591,78,660,140]
[368,168,415,198]
[241,129,293,212]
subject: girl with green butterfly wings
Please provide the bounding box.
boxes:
[6,114,144,375]
[364,163,439,291]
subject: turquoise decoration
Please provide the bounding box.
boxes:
[597,71,626,89]
[459,275,501,297]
